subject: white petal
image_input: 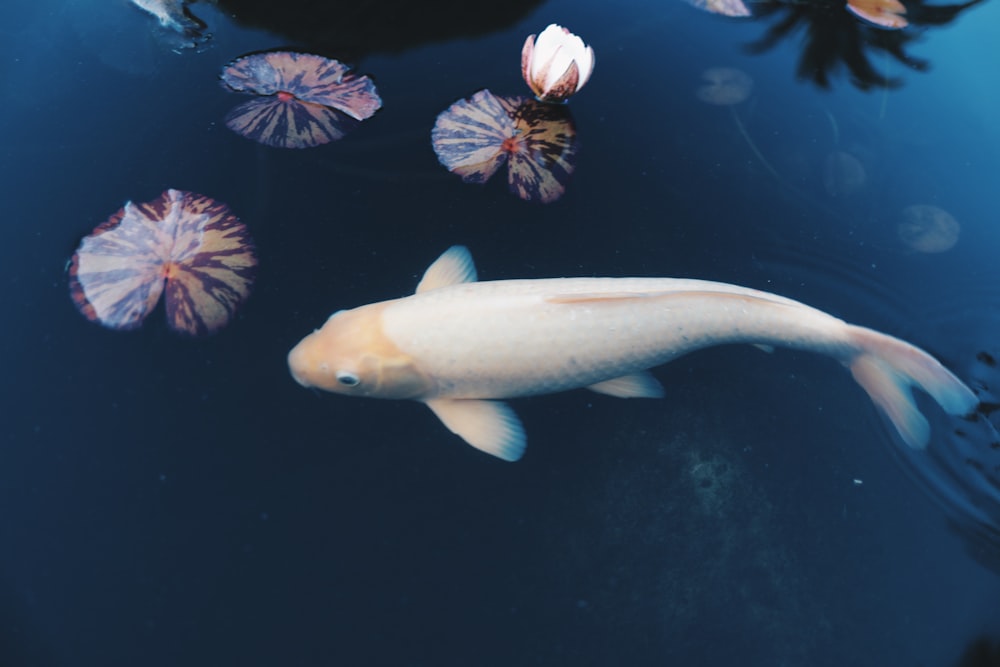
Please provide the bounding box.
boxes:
[560,31,591,66]
[530,24,593,93]
[543,44,577,91]
[531,24,567,81]
[575,46,595,90]
[534,24,568,53]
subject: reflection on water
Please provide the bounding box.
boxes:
[747,0,983,89]
[213,0,545,57]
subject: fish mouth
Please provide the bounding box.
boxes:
[287,347,312,388]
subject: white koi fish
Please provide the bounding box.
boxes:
[288,246,977,461]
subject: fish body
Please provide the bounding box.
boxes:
[288,246,977,461]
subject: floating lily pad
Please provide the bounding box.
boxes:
[696,67,753,106]
[69,189,257,336]
[898,204,959,253]
[823,150,866,197]
[431,89,579,203]
[221,51,382,148]
[431,90,516,184]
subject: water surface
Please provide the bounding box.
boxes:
[3,0,1000,665]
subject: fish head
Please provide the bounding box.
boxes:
[287,302,434,400]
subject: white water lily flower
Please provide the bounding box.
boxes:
[520,24,595,103]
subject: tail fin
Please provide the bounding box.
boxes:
[847,326,978,449]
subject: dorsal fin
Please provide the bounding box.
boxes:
[416,246,478,293]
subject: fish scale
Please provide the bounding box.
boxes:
[380,277,856,399]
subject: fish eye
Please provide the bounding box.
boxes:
[336,371,360,387]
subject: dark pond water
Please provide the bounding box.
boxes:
[3,0,1000,665]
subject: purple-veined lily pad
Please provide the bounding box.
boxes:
[431,89,579,203]
[220,51,382,148]
[69,190,257,336]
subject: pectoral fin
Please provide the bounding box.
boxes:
[425,398,526,462]
[587,372,665,398]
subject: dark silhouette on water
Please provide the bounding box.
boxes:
[205,0,981,90]
[955,637,1000,667]
[745,0,985,90]
[211,0,544,59]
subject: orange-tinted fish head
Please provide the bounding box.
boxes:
[288,303,434,400]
